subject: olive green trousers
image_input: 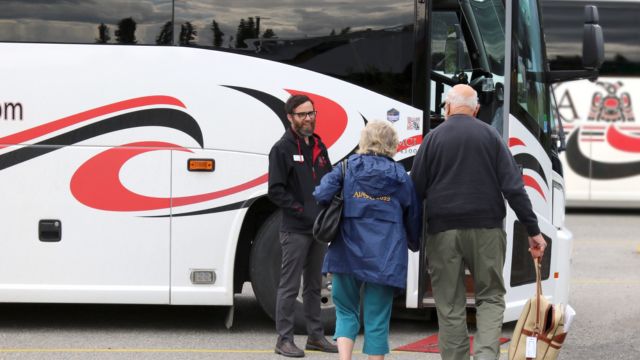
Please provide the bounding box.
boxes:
[427,228,506,360]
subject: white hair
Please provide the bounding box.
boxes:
[446,88,478,109]
[357,120,399,158]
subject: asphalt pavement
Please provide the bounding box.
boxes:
[0,209,639,359]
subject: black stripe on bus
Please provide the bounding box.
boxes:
[580,131,604,136]
[0,108,203,171]
[514,153,547,185]
[223,86,288,129]
[144,197,259,218]
[566,129,640,179]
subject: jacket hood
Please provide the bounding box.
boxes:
[347,154,405,196]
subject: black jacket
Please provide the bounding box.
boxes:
[268,128,332,233]
[410,114,540,236]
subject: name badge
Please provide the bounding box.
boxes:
[293,155,304,162]
[525,336,537,358]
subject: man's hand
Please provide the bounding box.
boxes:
[528,233,547,259]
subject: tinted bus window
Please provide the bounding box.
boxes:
[174,0,414,104]
[542,0,640,76]
[430,12,472,74]
[0,0,173,45]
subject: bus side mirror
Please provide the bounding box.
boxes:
[582,5,604,69]
[546,5,604,83]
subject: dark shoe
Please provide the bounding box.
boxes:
[305,337,338,353]
[275,340,305,358]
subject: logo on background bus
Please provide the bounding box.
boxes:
[587,81,635,122]
[558,80,640,180]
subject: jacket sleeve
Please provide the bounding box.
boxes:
[410,134,430,202]
[495,136,541,236]
[268,145,304,218]
[403,177,423,252]
[313,163,343,205]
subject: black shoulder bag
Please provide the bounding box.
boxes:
[313,160,347,244]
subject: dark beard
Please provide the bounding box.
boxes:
[293,123,314,137]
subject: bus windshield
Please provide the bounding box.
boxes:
[466,0,506,76]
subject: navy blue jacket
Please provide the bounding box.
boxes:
[410,114,540,236]
[313,154,422,289]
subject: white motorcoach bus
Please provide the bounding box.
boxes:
[0,0,601,329]
[543,0,640,207]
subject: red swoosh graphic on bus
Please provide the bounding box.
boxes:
[509,137,525,147]
[523,175,546,200]
[71,141,267,211]
[607,125,640,153]
[286,89,347,148]
[0,96,185,149]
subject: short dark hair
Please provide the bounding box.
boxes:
[285,94,314,114]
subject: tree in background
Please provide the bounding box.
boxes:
[179,22,197,45]
[156,21,173,45]
[211,20,224,47]
[115,17,137,44]
[262,28,276,39]
[96,23,111,44]
[235,17,258,48]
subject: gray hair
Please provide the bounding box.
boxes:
[357,120,399,158]
[446,87,478,109]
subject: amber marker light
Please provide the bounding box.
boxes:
[554,272,559,279]
[188,159,214,172]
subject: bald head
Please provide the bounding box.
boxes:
[444,84,479,119]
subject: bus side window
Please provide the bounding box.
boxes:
[0,1,173,45]
[174,0,415,105]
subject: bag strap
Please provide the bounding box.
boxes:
[336,159,347,200]
[341,159,347,181]
[534,257,542,335]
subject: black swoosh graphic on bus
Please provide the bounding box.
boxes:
[566,129,640,179]
[0,108,203,171]
[514,153,547,185]
[145,197,261,218]
[224,86,289,129]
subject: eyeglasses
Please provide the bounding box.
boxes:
[292,110,317,119]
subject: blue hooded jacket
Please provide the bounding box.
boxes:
[313,153,422,289]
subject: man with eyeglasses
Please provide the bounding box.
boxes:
[268,94,337,357]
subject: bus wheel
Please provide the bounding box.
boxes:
[249,210,336,334]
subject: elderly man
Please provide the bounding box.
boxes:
[410,84,547,360]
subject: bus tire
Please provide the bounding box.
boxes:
[250,210,336,335]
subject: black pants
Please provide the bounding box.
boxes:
[276,232,327,342]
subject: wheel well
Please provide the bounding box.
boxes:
[233,196,277,293]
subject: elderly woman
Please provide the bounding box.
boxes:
[313,120,422,360]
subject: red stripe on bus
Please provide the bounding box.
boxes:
[0,96,185,148]
[509,137,526,147]
[607,125,640,152]
[71,141,267,211]
[523,175,546,201]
